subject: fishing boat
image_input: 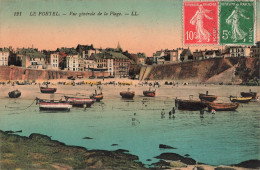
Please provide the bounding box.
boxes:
[64,96,95,107]
[36,98,72,111]
[207,102,239,111]
[8,90,21,98]
[143,89,156,97]
[175,99,207,111]
[230,96,252,103]
[241,90,258,99]
[40,87,57,93]
[90,90,103,102]
[199,91,217,102]
[120,88,135,99]
[40,82,57,94]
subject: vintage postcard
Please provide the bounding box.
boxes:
[0,0,259,169]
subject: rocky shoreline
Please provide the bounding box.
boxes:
[1,130,260,169]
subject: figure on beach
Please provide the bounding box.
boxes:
[161,109,165,119]
[226,5,249,42]
[190,4,213,42]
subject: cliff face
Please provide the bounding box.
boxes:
[145,57,259,84]
[0,66,109,81]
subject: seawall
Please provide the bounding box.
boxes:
[0,66,110,81]
[143,57,259,84]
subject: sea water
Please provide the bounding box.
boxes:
[0,84,259,166]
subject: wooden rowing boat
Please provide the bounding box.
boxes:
[36,98,72,111]
[175,99,207,111]
[64,96,95,107]
[199,92,217,102]
[8,90,21,98]
[240,91,258,99]
[207,103,239,111]
[230,96,252,103]
[120,90,135,99]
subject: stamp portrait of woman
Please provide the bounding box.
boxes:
[226,5,250,42]
[190,4,213,42]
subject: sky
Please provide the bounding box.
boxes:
[0,0,259,56]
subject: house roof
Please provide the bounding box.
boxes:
[91,51,130,60]
[193,51,203,57]
[205,50,221,56]
[154,51,164,57]
[180,49,191,56]
[0,48,10,52]
[76,44,95,51]
[26,52,45,58]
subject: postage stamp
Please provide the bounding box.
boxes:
[183,1,218,45]
[219,1,255,45]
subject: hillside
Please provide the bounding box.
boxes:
[143,57,259,85]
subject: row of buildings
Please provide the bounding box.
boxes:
[0,44,147,77]
[0,42,259,77]
[152,42,260,64]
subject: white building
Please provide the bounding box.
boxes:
[0,48,9,66]
[229,46,245,57]
[84,59,98,71]
[50,53,59,70]
[66,54,78,71]
[107,58,114,76]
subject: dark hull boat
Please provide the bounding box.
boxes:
[175,99,207,111]
[230,96,252,103]
[8,90,21,98]
[120,91,135,99]
[36,98,72,111]
[143,90,155,97]
[199,93,217,102]
[65,96,95,107]
[240,92,258,99]
[40,87,57,93]
[207,103,239,111]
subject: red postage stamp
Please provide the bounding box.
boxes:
[183,1,218,45]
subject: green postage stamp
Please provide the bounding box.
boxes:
[219,1,255,45]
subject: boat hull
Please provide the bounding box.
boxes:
[39,102,72,111]
[120,91,135,99]
[40,87,57,94]
[230,97,252,103]
[176,99,207,111]
[90,94,103,102]
[65,97,95,107]
[240,92,257,99]
[8,90,21,98]
[199,94,217,102]
[208,103,239,111]
[143,91,155,97]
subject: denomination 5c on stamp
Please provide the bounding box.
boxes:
[183,1,218,45]
[219,1,255,45]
